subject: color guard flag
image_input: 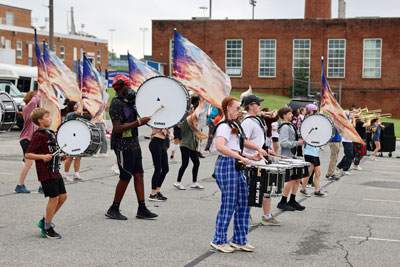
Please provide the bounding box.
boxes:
[43,42,81,102]
[128,52,161,91]
[320,58,365,144]
[81,54,103,116]
[34,30,61,131]
[173,31,231,109]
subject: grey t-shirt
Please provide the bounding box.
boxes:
[278,123,301,158]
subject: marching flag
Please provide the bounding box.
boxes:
[43,42,81,102]
[128,52,161,91]
[173,31,231,109]
[320,58,364,144]
[34,30,61,131]
[81,54,103,116]
[186,99,210,140]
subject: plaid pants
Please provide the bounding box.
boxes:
[353,139,366,166]
[212,157,249,245]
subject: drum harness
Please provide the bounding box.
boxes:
[212,120,247,172]
[35,128,61,174]
[277,121,301,156]
[242,115,269,151]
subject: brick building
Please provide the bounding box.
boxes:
[0,4,108,71]
[151,0,400,118]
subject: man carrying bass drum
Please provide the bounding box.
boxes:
[105,75,157,220]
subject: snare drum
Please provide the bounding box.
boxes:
[271,163,294,182]
[135,76,190,129]
[287,159,312,178]
[56,118,101,157]
[0,92,17,132]
[245,166,265,207]
[300,114,335,147]
[263,166,286,197]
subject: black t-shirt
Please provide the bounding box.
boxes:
[355,121,366,140]
[109,96,139,150]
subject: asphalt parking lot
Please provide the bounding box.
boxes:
[0,126,399,267]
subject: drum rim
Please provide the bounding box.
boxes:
[134,76,191,129]
[300,113,335,147]
[56,118,100,157]
[0,92,18,132]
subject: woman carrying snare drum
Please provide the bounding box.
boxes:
[210,96,266,253]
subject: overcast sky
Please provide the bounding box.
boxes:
[4,0,400,59]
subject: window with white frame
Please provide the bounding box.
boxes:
[226,39,242,77]
[363,39,382,78]
[97,50,101,65]
[60,46,65,61]
[327,39,346,78]
[169,38,174,77]
[6,12,14,25]
[293,39,310,78]
[259,39,276,78]
[16,41,22,59]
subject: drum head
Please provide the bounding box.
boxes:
[135,76,190,129]
[56,120,92,156]
[300,114,334,147]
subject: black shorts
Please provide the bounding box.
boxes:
[20,139,30,156]
[115,147,144,180]
[41,178,67,198]
[173,127,182,140]
[304,155,320,167]
[272,137,279,142]
[164,135,170,149]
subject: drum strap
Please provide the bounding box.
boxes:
[277,122,299,141]
[35,128,60,173]
[242,115,267,145]
[212,120,246,154]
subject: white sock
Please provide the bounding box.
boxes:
[264,214,272,219]
[74,172,79,176]
[172,144,179,152]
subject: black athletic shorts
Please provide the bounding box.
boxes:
[115,147,144,180]
[164,134,170,149]
[20,139,30,155]
[272,137,279,142]
[41,178,67,198]
[173,126,182,140]
[304,155,320,167]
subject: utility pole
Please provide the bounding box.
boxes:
[209,0,212,19]
[139,27,148,58]
[49,0,54,51]
[249,0,256,20]
[109,29,116,60]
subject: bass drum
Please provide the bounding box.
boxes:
[0,92,18,132]
[135,76,190,129]
[56,118,101,157]
[300,114,335,147]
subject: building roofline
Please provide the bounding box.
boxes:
[0,24,108,44]
[0,4,31,12]
[152,17,400,22]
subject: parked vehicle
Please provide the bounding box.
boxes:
[287,97,319,114]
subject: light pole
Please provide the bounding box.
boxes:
[249,0,257,20]
[199,6,208,17]
[109,29,116,60]
[209,0,212,19]
[139,27,148,58]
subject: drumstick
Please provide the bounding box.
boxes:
[52,144,67,156]
[150,104,165,118]
[239,161,269,167]
[266,153,291,161]
[303,127,317,140]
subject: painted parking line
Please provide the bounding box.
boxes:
[366,187,400,191]
[0,172,16,175]
[371,170,400,176]
[357,214,400,219]
[363,198,400,203]
[350,236,400,243]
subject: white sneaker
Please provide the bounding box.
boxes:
[370,156,377,161]
[63,173,74,182]
[111,164,120,174]
[344,171,351,175]
[73,173,83,182]
[353,165,363,171]
[173,182,186,190]
[190,183,204,189]
[170,158,178,164]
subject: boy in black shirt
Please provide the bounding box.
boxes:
[106,75,157,220]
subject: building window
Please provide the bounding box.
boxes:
[226,39,242,77]
[97,50,101,65]
[293,39,311,78]
[60,46,65,61]
[16,41,22,59]
[6,12,14,25]
[327,39,346,78]
[169,38,174,77]
[363,39,382,78]
[259,39,276,78]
